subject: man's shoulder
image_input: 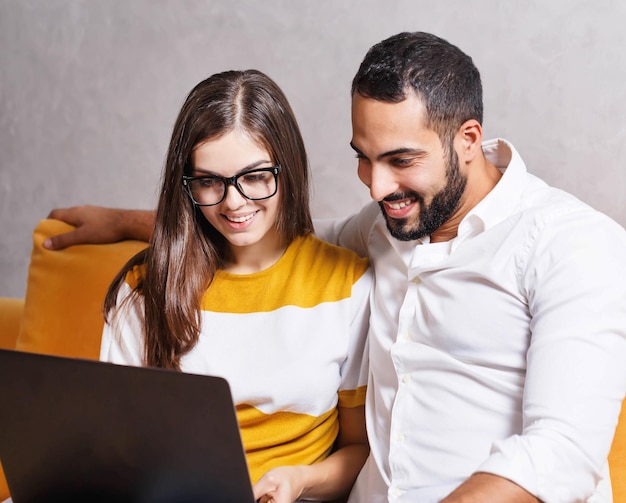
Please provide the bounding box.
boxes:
[523,177,617,225]
[313,202,385,256]
[515,178,626,251]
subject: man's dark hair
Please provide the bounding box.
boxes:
[352,32,483,146]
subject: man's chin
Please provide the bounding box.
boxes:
[378,202,428,241]
[383,215,426,242]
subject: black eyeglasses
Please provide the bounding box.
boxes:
[182,166,282,206]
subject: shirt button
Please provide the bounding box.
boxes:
[411,276,421,285]
[390,486,403,498]
[401,374,411,383]
[394,432,405,442]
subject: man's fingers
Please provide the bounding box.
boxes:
[47,207,84,227]
[42,231,82,251]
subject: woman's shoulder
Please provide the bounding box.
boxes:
[124,264,146,290]
[291,234,369,276]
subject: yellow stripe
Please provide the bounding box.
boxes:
[126,264,145,290]
[202,235,369,313]
[338,385,367,409]
[125,236,369,314]
[236,404,338,484]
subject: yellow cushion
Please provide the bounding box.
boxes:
[0,297,24,350]
[0,461,8,502]
[15,219,147,359]
[610,399,626,502]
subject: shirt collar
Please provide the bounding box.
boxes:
[457,138,528,238]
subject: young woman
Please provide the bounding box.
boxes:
[100,69,371,503]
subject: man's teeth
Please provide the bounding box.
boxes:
[387,200,411,210]
[227,213,255,223]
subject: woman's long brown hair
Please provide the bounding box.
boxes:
[104,70,313,370]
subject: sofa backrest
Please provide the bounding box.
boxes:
[15,218,148,359]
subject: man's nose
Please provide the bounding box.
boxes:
[367,165,398,202]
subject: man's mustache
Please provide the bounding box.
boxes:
[382,192,421,203]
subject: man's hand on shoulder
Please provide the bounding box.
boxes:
[440,473,541,503]
[43,205,155,250]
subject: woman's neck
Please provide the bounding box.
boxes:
[223,233,289,274]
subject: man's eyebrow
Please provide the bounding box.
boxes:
[350,142,366,157]
[349,142,428,161]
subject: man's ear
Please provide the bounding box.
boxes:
[456,119,483,162]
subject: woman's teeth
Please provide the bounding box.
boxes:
[226,212,256,223]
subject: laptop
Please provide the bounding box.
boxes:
[0,348,256,503]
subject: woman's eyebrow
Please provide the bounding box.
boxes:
[191,159,272,176]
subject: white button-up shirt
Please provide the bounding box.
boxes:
[317,138,626,502]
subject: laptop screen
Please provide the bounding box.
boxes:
[0,349,255,503]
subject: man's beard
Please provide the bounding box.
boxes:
[379,148,467,242]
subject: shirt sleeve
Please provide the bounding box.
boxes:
[314,202,380,258]
[478,207,626,501]
[337,259,372,409]
[99,282,145,367]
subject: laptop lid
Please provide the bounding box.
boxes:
[0,349,256,503]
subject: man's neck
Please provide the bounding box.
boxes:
[430,157,503,243]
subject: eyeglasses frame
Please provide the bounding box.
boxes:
[182,165,282,207]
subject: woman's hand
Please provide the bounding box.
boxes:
[253,465,306,503]
[253,405,369,503]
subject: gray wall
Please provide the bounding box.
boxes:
[2,0,626,298]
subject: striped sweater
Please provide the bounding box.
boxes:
[100,234,372,483]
